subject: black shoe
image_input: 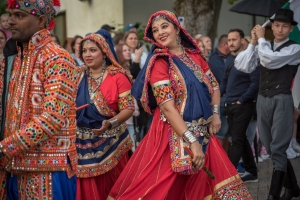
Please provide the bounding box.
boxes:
[269,169,286,199]
[280,187,300,200]
[267,195,280,200]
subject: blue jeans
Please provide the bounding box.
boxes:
[127,124,136,151]
[216,96,229,139]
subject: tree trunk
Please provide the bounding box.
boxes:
[173,0,223,44]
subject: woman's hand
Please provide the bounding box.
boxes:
[133,47,143,63]
[190,142,205,169]
[92,120,111,136]
[208,113,221,137]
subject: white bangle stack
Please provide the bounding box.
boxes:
[182,129,197,146]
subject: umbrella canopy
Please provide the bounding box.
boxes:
[230,0,286,17]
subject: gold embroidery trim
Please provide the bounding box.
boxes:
[158,98,173,106]
[203,174,241,200]
[119,90,131,98]
[151,79,171,87]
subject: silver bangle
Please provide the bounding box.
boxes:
[109,119,119,129]
[182,129,197,145]
[211,105,220,115]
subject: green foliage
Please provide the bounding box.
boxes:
[227,0,238,4]
[0,1,7,16]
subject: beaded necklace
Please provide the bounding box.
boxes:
[88,67,106,103]
[177,47,204,83]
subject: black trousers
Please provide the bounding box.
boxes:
[284,159,299,189]
[226,102,257,175]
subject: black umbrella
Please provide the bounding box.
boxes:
[229,0,286,17]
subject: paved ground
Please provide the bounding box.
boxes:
[245,157,300,200]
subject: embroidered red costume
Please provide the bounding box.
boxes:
[108,10,252,200]
[75,33,134,200]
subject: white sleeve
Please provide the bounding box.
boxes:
[292,69,300,109]
[234,44,259,73]
[140,52,148,69]
[258,38,300,69]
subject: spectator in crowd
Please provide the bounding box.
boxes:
[235,9,300,199]
[221,29,260,183]
[115,43,141,79]
[125,23,139,32]
[208,34,230,153]
[76,30,134,200]
[71,35,84,66]
[200,35,212,58]
[101,24,115,35]
[123,30,147,69]
[243,36,250,45]
[195,39,205,56]
[286,68,300,159]
[194,33,202,41]
[116,43,141,151]
[50,33,60,45]
[0,29,6,63]
[291,69,300,154]
[0,13,11,39]
[114,32,125,48]
[123,30,149,140]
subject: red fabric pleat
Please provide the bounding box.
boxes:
[109,108,252,200]
[76,153,129,200]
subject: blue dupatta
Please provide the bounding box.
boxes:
[76,73,130,167]
[132,46,213,123]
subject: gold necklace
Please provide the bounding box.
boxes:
[88,67,106,104]
[177,47,204,83]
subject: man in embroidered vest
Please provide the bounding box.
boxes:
[235,9,300,200]
[0,0,80,199]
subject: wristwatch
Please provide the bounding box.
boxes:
[211,105,220,115]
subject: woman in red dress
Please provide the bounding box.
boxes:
[76,30,134,200]
[108,10,252,200]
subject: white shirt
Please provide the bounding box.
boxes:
[235,38,300,73]
[292,69,300,109]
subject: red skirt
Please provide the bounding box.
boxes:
[76,153,129,200]
[108,108,252,200]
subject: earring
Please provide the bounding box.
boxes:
[176,35,181,45]
[102,59,106,67]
